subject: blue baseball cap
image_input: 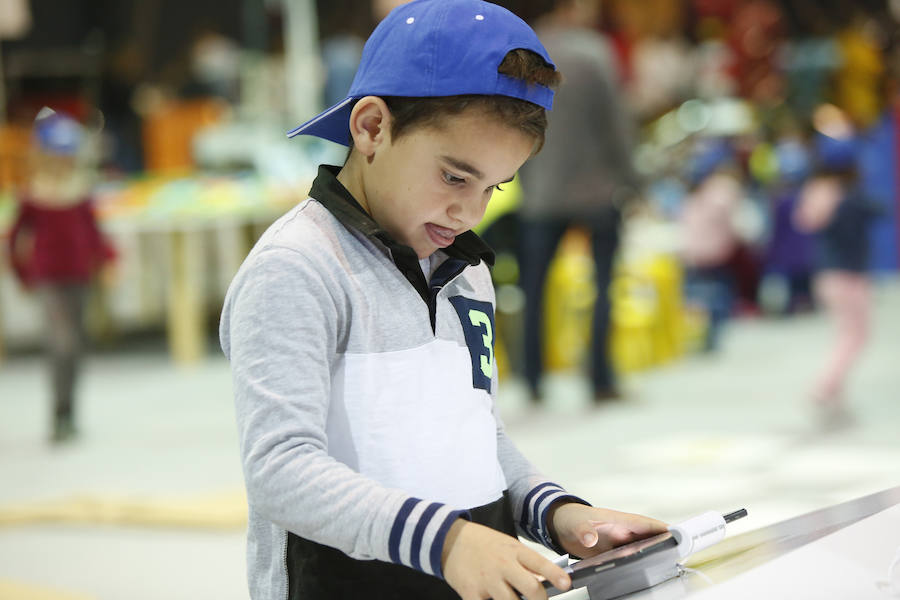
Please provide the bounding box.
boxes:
[288,0,556,146]
[33,107,84,156]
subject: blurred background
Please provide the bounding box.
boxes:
[0,0,898,598]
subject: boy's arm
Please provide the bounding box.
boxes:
[489,378,667,562]
[478,270,588,555]
[495,425,590,554]
[222,245,467,579]
[495,424,667,560]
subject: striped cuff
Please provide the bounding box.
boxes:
[519,483,590,554]
[387,497,471,579]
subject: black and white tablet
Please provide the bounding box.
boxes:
[543,532,681,598]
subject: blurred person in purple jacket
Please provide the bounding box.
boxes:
[760,136,817,315]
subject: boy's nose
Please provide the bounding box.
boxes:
[448,193,487,229]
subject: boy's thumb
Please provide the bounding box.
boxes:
[579,524,599,548]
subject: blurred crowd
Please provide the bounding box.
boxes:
[1,0,899,440]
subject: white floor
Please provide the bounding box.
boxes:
[1,278,899,600]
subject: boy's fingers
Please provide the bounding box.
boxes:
[504,567,549,600]
[517,549,571,592]
[630,514,668,533]
[572,521,601,548]
[589,511,667,534]
[488,581,520,600]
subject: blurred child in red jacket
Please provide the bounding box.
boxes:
[8,108,115,443]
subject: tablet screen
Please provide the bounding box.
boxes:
[568,531,678,581]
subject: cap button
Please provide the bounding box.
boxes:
[406,17,415,24]
[475,14,484,21]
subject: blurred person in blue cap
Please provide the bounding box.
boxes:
[516,0,641,403]
[678,138,745,352]
[219,1,665,598]
[794,124,884,426]
[759,134,816,316]
[7,108,116,443]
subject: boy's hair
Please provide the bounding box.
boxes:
[382,49,562,154]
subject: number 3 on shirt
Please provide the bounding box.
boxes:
[449,296,495,392]
[468,309,494,379]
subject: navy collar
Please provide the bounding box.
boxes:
[308,164,495,268]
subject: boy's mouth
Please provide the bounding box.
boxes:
[425,223,457,248]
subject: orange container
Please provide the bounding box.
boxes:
[142,98,226,173]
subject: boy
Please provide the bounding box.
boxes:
[220,1,665,598]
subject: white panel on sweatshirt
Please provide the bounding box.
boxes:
[327,338,506,509]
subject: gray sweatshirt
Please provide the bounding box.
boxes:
[220,166,584,598]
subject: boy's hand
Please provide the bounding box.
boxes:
[548,502,668,559]
[441,519,571,600]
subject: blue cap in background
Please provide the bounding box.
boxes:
[776,139,812,184]
[686,138,736,187]
[33,107,84,156]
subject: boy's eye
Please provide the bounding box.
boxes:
[442,171,465,185]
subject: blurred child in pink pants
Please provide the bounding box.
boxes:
[795,132,882,424]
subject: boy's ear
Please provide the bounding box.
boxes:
[348,96,392,156]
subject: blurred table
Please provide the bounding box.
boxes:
[0,172,310,363]
[565,486,900,599]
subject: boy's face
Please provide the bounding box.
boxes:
[363,107,535,259]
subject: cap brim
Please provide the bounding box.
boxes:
[286,97,356,146]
